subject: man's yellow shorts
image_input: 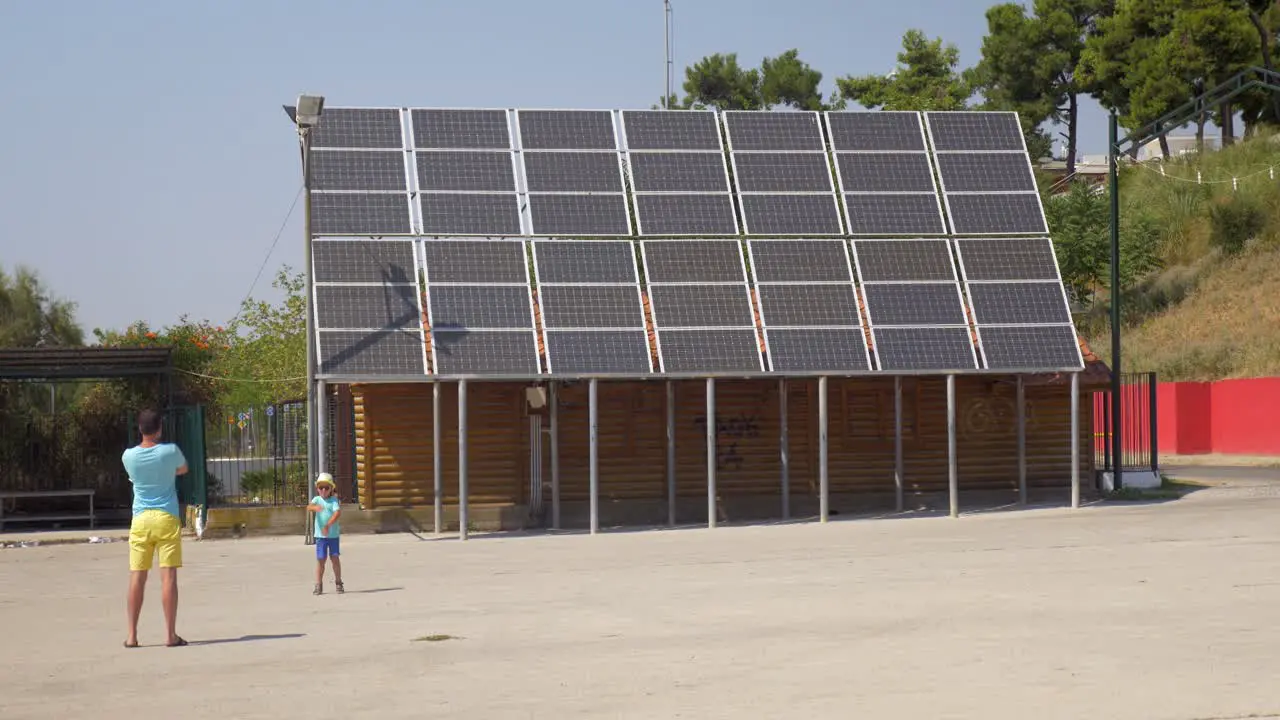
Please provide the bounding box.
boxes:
[129,510,182,571]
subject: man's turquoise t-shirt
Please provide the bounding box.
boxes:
[122,444,186,519]
[313,496,341,538]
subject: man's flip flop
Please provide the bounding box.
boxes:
[123,641,139,649]
[166,637,188,647]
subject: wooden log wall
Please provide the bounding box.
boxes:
[353,376,1092,510]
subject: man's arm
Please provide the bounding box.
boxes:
[172,445,189,476]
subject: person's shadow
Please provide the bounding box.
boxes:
[192,633,306,646]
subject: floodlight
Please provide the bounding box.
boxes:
[295,94,325,128]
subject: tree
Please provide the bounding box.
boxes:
[971,1,1114,173]
[215,267,306,409]
[677,50,833,111]
[836,30,972,111]
[0,265,83,348]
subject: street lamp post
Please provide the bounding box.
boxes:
[291,94,324,543]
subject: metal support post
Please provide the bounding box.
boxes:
[432,381,442,534]
[819,376,829,523]
[706,378,716,529]
[1109,110,1124,491]
[666,380,676,526]
[315,380,327,474]
[458,380,469,541]
[589,379,599,535]
[1017,375,1027,505]
[894,376,904,512]
[300,125,317,547]
[947,375,958,519]
[550,382,561,530]
[780,378,790,520]
[1071,371,1081,509]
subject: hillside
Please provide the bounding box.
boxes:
[1081,132,1280,381]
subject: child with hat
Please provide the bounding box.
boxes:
[307,473,344,595]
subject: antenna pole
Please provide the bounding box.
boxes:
[664,0,673,108]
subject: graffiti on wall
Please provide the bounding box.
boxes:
[693,412,761,471]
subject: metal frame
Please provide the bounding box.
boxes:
[641,239,764,374]
[422,238,540,376]
[747,238,873,373]
[924,110,1049,237]
[532,239,652,376]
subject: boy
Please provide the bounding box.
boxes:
[307,473,343,595]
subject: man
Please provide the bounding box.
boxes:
[121,409,189,648]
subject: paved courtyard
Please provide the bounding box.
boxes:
[4,481,1280,720]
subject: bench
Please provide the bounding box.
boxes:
[0,490,96,533]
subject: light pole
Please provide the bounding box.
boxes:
[1108,111,1123,491]
[664,0,673,108]
[290,94,325,543]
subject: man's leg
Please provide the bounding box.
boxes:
[160,568,179,645]
[126,570,148,646]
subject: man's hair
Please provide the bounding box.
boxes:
[137,409,163,437]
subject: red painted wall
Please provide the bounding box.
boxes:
[1156,378,1280,455]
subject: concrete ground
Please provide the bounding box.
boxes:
[4,481,1280,719]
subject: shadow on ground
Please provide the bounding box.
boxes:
[192,633,305,646]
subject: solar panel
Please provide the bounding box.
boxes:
[936,153,1036,193]
[723,111,824,151]
[318,330,426,375]
[517,110,618,150]
[312,240,417,284]
[620,110,722,150]
[312,193,413,236]
[732,153,833,192]
[315,285,421,330]
[824,111,926,152]
[765,328,870,372]
[977,325,1082,370]
[538,285,645,328]
[421,240,527,284]
[852,240,956,282]
[862,284,967,326]
[628,152,729,192]
[527,194,630,236]
[532,240,638,284]
[834,153,936,193]
[747,240,852,283]
[431,330,541,374]
[634,194,739,236]
[410,109,512,149]
[740,194,843,236]
[523,151,624,192]
[756,285,860,327]
[872,327,977,370]
[415,151,517,192]
[966,282,1071,325]
[843,194,946,236]
[655,329,763,372]
[427,285,534,329]
[648,285,755,328]
[310,108,404,149]
[311,151,408,192]
[544,330,653,374]
[419,193,522,236]
[925,111,1024,152]
[945,193,1047,235]
[641,240,745,283]
[955,238,1059,282]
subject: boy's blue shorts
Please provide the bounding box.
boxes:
[315,537,341,560]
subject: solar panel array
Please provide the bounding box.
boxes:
[300,107,1082,378]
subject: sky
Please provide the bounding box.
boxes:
[0,0,1108,336]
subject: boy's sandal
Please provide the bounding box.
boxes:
[123,640,139,649]
[313,583,323,595]
[335,581,345,594]
[167,637,188,647]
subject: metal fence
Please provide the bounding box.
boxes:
[205,400,308,507]
[1092,371,1159,472]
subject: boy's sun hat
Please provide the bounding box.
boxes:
[315,472,335,489]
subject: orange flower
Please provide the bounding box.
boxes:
[145,331,157,339]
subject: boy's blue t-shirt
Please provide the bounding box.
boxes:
[122,443,186,519]
[313,496,341,538]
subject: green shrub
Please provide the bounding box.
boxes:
[1208,195,1266,255]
